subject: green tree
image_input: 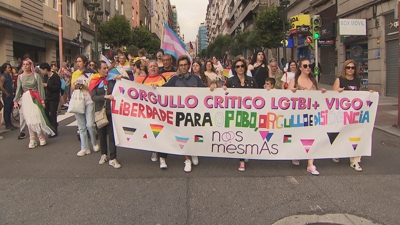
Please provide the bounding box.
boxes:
[130,27,161,54]
[253,6,289,50]
[207,34,232,59]
[98,15,131,48]
[229,31,250,56]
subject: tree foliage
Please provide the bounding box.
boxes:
[98,15,131,48]
[253,6,290,49]
[229,31,250,56]
[129,27,160,54]
[206,34,232,59]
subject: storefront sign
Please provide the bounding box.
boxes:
[338,19,367,36]
[290,14,311,35]
[318,39,335,47]
[13,30,46,48]
[321,22,336,39]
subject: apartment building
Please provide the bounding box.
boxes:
[197,22,208,54]
[0,0,124,65]
[150,0,171,40]
[286,0,397,96]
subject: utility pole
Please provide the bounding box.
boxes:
[58,0,63,65]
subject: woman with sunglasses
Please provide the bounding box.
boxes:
[331,59,366,171]
[224,59,257,172]
[13,58,55,148]
[287,58,326,175]
[71,55,99,156]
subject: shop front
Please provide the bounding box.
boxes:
[385,13,398,97]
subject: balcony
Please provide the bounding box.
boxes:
[228,0,250,20]
[309,0,330,7]
[228,0,257,35]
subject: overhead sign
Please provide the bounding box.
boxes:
[338,19,367,36]
[279,38,294,48]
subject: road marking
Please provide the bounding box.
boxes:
[286,176,299,184]
[57,112,75,122]
[67,120,78,127]
[310,205,324,212]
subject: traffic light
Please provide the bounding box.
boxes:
[314,66,319,76]
[311,15,321,40]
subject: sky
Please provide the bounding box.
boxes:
[170,0,208,43]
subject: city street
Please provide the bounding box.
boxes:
[0,111,399,225]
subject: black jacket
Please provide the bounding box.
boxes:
[45,72,61,102]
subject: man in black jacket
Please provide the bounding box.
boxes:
[39,63,61,138]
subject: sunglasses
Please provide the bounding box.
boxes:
[235,64,245,69]
[345,66,355,70]
[302,64,311,69]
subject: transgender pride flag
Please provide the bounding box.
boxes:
[161,23,191,60]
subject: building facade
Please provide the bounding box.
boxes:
[198,22,208,54]
[285,0,397,96]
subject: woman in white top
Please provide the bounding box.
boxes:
[71,55,99,156]
[204,60,221,87]
[281,60,297,89]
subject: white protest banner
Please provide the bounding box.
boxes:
[112,80,379,160]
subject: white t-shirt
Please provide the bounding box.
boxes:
[281,72,295,84]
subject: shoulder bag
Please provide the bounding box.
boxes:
[94,94,109,129]
[67,90,85,114]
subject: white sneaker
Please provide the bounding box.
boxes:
[109,159,121,169]
[28,139,37,149]
[93,144,100,152]
[332,158,340,163]
[99,154,108,164]
[184,159,192,173]
[39,138,46,146]
[77,149,91,156]
[191,156,199,165]
[159,157,167,169]
[151,152,158,162]
[292,160,300,166]
[350,162,362,171]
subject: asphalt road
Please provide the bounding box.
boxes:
[0,114,399,225]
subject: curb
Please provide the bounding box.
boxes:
[272,213,382,225]
[374,126,400,138]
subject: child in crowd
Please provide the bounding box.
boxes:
[264,77,276,90]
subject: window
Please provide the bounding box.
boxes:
[121,3,124,15]
[52,0,57,10]
[83,6,89,25]
[66,0,75,19]
[115,0,118,10]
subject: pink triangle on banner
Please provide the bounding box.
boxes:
[259,131,269,140]
[127,137,130,141]
[300,139,315,153]
[119,86,125,94]
[179,144,185,149]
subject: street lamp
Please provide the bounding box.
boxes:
[87,0,103,61]
[278,0,290,65]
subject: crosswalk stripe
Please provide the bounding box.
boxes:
[57,112,75,122]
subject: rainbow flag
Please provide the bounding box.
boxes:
[150,124,164,138]
[161,23,191,60]
[222,68,230,78]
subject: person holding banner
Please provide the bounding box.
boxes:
[332,59,367,172]
[224,58,258,172]
[71,55,99,156]
[90,60,121,169]
[287,58,326,176]
[157,55,212,173]
[135,60,171,167]
[248,51,269,89]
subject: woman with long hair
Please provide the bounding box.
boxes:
[281,60,297,89]
[89,60,121,168]
[13,58,55,148]
[71,55,99,156]
[203,60,221,87]
[332,59,369,171]
[191,60,208,86]
[287,58,326,175]
[224,58,258,172]
[248,51,269,89]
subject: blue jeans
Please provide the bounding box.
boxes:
[2,94,13,126]
[74,103,97,150]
